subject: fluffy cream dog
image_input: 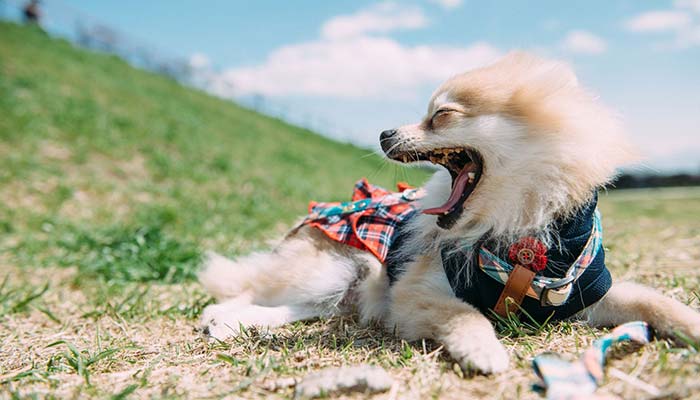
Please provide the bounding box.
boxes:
[199,52,700,373]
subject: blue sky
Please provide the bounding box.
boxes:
[18,0,700,171]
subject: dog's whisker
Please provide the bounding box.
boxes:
[399,162,409,182]
[384,140,410,156]
[369,160,389,180]
[360,150,383,159]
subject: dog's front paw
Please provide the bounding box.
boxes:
[448,333,510,374]
[199,303,242,341]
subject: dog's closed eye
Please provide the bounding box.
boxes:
[431,108,459,129]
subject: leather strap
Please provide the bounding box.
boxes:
[493,264,536,318]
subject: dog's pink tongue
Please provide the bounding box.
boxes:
[423,163,476,216]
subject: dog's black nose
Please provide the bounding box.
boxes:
[380,129,398,153]
[380,129,397,142]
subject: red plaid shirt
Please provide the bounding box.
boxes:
[303,179,421,262]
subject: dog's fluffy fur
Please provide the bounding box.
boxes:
[199,52,700,373]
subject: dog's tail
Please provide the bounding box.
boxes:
[198,251,257,301]
[198,229,383,313]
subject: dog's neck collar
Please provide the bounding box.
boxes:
[444,193,602,308]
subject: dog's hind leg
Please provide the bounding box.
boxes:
[199,226,385,339]
[582,281,700,342]
[200,299,321,340]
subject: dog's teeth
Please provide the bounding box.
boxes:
[467,172,475,180]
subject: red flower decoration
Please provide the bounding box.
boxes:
[508,237,548,272]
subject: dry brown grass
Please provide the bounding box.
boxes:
[2,188,700,399]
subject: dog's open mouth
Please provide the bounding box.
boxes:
[388,147,483,229]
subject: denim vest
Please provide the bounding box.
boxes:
[385,194,612,322]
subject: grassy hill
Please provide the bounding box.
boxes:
[0,22,426,281]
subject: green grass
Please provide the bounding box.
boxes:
[0,276,49,315]
[1,22,700,399]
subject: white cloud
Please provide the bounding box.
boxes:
[189,52,210,69]
[624,10,691,32]
[561,30,608,54]
[199,3,500,99]
[216,37,499,98]
[675,0,700,13]
[623,2,700,49]
[320,2,428,39]
[428,0,464,10]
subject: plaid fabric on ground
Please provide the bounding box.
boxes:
[303,178,421,262]
[532,321,651,400]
